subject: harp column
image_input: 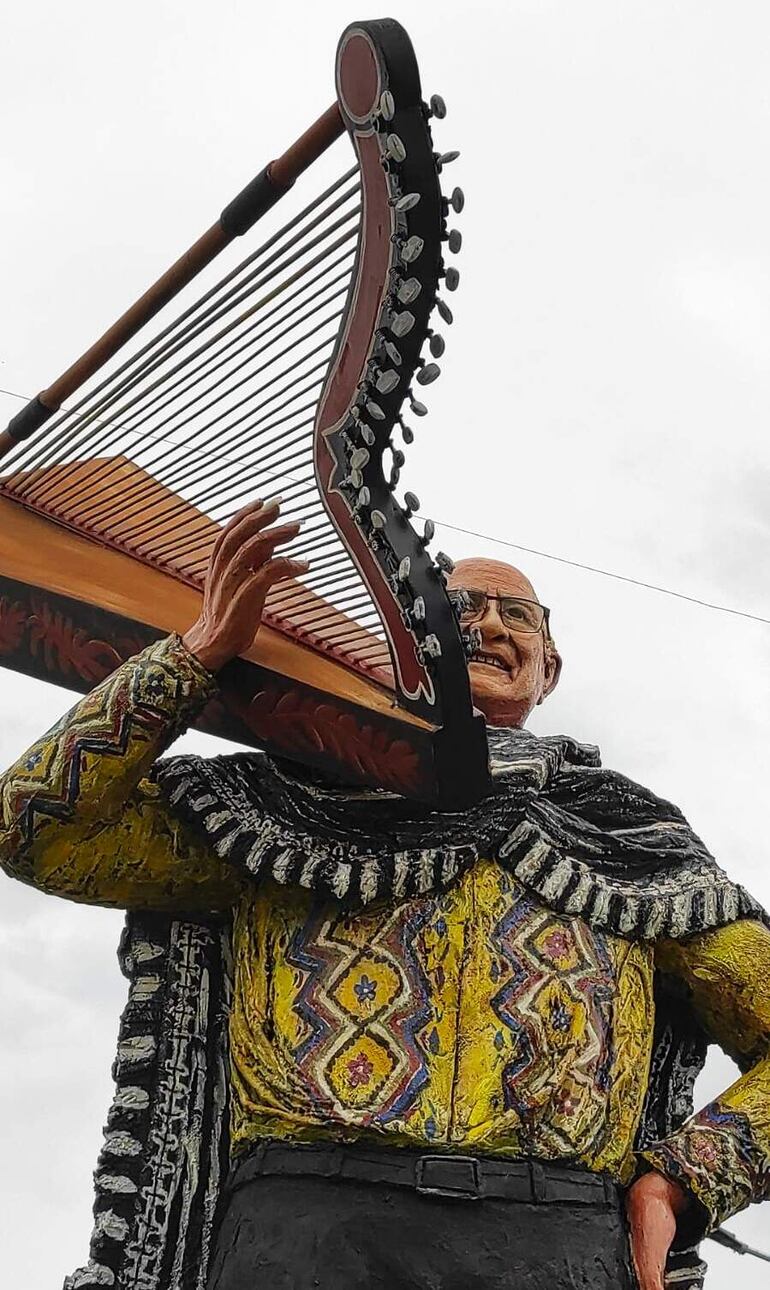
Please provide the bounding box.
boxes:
[313,19,490,806]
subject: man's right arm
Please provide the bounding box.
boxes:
[1,497,308,912]
[0,633,242,912]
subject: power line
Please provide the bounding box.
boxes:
[1,383,769,628]
[426,516,770,627]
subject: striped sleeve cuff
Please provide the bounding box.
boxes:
[639,1101,768,1239]
[139,633,219,737]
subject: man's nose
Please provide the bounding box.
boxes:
[478,600,507,639]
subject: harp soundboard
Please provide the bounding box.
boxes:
[0,18,490,807]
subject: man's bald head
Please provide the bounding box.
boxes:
[447,557,562,728]
[451,558,538,602]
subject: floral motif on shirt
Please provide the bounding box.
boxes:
[284,901,436,1123]
[489,879,617,1157]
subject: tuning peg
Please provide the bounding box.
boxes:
[416,362,441,386]
[447,229,462,253]
[366,399,386,420]
[401,235,424,264]
[385,133,407,163]
[444,267,460,292]
[422,518,435,545]
[358,486,371,507]
[409,391,428,416]
[429,93,447,119]
[423,634,443,659]
[395,192,421,212]
[391,310,416,338]
[380,90,396,121]
[370,510,386,530]
[412,596,426,621]
[428,333,445,358]
[389,455,403,490]
[350,447,370,470]
[463,626,482,658]
[436,550,455,573]
[399,419,415,444]
[376,368,400,394]
[384,340,403,365]
[397,277,422,304]
[403,490,420,518]
[360,424,376,446]
[398,557,411,581]
[450,186,465,214]
[436,298,454,325]
[349,468,364,490]
[437,150,460,167]
[451,589,472,617]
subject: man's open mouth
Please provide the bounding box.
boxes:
[471,652,509,672]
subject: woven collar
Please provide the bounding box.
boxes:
[155,726,765,942]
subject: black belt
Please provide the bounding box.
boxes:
[230,1141,622,1207]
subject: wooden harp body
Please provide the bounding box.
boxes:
[0,19,490,807]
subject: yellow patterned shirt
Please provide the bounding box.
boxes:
[1,635,768,1235]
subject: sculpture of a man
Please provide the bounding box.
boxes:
[1,498,768,1290]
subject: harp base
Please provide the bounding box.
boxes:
[0,572,489,805]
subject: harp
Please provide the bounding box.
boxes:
[0,18,490,807]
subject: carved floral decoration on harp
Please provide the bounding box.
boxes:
[0,592,131,684]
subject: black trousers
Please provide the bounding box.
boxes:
[206,1146,636,1290]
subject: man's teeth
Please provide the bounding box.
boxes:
[472,652,508,672]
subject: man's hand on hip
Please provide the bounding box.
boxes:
[182,498,308,673]
[626,1171,689,1290]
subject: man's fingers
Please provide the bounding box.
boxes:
[224,557,310,646]
[239,521,301,565]
[209,497,284,584]
[212,498,284,577]
[217,523,301,601]
[272,555,310,580]
[250,555,310,592]
[233,556,310,607]
[208,497,266,567]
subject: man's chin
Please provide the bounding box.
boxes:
[468,662,515,696]
[468,667,532,727]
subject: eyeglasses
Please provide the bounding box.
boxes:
[448,588,550,635]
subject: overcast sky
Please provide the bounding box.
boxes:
[2,2,770,1286]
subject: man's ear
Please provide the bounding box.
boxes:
[539,641,562,703]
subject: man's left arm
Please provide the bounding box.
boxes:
[640,919,770,1238]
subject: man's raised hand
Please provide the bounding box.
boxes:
[182,498,308,673]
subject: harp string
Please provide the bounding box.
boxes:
[63,305,345,532]
[94,313,344,505]
[110,391,321,513]
[9,205,360,495]
[14,230,357,558]
[268,559,363,604]
[3,166,359,475]
[282,595,376,627]
[135,407,319,524]
[31,257,355,519]
[106,416,317,537]
[105,353,334,549]
[55,411,321,566]
[146,474,320,565]
[2,157,392,670]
